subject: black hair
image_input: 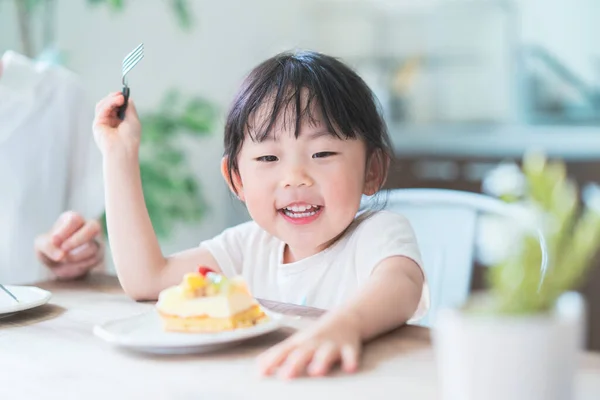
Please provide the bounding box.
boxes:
[223,50,393,196]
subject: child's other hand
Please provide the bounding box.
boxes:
[257,313,362,379]
[93,92,141,157]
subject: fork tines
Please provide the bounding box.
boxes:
[122,43,144,84]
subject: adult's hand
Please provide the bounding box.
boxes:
[34,211,104,280]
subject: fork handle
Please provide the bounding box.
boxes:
[117,86,130,120]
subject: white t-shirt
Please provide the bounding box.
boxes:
[0,51,104,284]
[201,210,430,322]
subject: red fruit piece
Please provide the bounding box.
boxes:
[197,266,214,276]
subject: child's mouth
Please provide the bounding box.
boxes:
[278,204,323,224]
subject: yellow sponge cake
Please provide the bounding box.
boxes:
[156,267,267,332]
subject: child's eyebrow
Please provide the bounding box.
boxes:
[258,129,336,142]
[306,130,335,140]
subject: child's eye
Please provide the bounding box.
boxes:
[312,152,337,159]
[256,155,278,162]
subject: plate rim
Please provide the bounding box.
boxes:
[93,309,285,349]
[0,285,52,314]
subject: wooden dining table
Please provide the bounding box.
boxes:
[1,273,600,399]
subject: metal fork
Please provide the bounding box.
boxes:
[117,43,144,120]
[0,284,19,303]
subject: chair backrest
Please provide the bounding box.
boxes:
[361,188,534,327]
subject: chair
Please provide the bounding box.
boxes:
[361,188,546,328]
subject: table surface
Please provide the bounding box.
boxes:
[1,274,599,400]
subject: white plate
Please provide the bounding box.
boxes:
[93,310,285,354]
[0,285,52,318]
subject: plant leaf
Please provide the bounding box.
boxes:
[24,0,44,13]
[170,0,193,30]
[179,97,217,134]
[107,0,124,10]
[486,151,600,314]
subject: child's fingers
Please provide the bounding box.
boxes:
[278,345,318,379]
[307,342,339,376]
[125,99,139,120]
[257,341,296,376]
[95,93,125,119]
[94,92,121,114]
[340,344,360,373]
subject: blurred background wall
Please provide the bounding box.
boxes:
[2,0,599,251]
[2,0,600,347]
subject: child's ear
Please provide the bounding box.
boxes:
[363,150,389,196]
[220,157,245,201]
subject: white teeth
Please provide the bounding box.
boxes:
[283,209,318,218]
[285,204,318,212]
[281,205,321,219]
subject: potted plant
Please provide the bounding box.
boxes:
[433,151,600,400]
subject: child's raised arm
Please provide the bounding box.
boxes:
[92,92,221,300]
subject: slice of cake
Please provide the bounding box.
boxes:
[156,266,267,332]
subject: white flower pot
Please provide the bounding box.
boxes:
[432,292,586,400]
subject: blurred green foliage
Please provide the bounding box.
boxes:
[488,152,600,314]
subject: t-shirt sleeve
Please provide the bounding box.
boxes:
[354,211,430,323]
[65,81,105,220]
[198,221,257,278]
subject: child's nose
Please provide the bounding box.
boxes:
[281,165,314,188]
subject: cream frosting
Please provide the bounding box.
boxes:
[156,285,257,318]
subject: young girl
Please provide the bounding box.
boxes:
[93,50,429,379]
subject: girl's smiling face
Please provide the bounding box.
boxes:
[226,105,382,263]
[221,51,392,262]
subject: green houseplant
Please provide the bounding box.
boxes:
[434,151,600,400]
[486,152,600,314]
